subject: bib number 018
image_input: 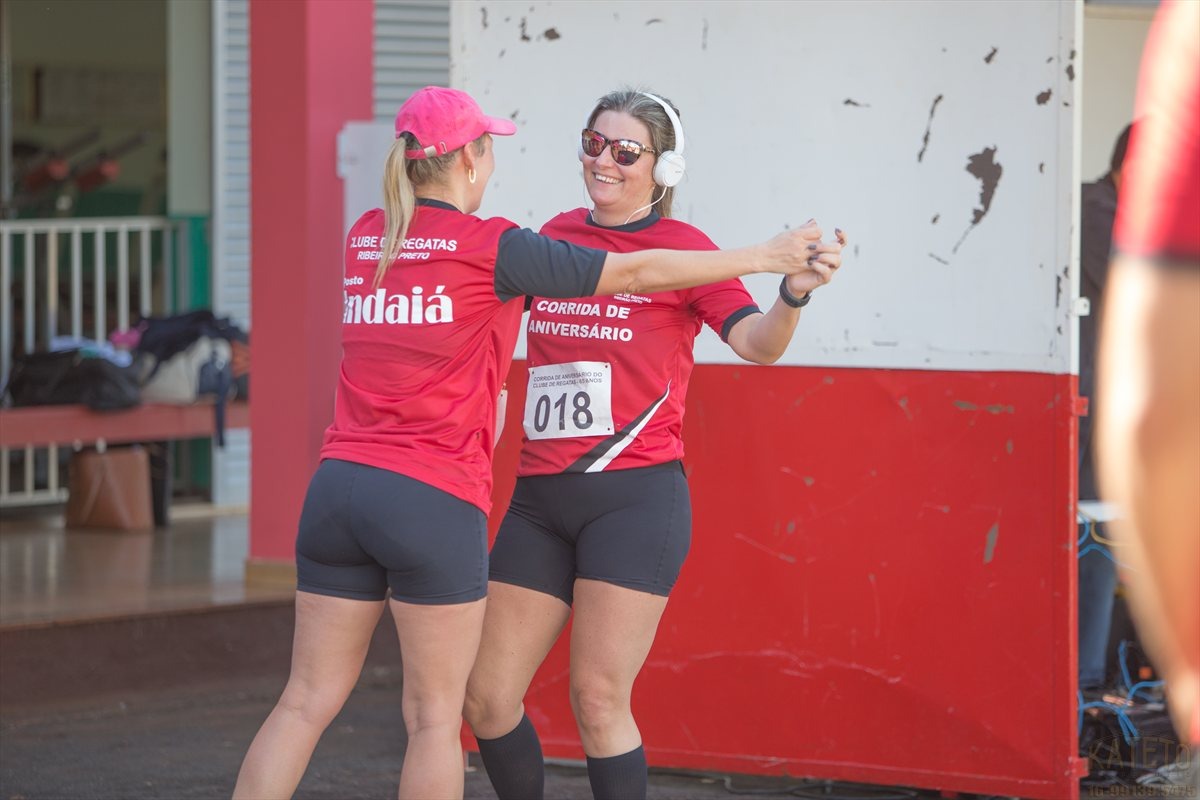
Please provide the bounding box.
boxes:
[523,361,615,441]
[532,391,594,434]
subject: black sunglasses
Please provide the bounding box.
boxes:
[580,128,655,166]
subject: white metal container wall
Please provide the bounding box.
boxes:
[211,0,251,507]
[451,0,1080,374]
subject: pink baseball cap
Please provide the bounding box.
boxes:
[395,86,517,159]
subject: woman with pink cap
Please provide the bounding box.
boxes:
[232,85,837,800]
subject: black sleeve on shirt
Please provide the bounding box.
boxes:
[720,304,763,342]
[494,228,606,302]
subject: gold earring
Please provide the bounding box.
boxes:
[468,168,477,185]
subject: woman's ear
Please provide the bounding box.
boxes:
[460,144,479,175]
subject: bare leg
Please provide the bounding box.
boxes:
[391,595,487,800]
[462,581,571,800]
[569,578,668,758]
[233,591,385,800]
[464,581,571,738]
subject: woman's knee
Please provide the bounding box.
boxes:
[569,678,630,734]
[463,679,522,734]
[277,680,349,729]
[403,690,468,738]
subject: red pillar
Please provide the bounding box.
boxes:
[247,0,373,575]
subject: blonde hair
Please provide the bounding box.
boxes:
[372,133,488,290]
[586,88,681,219]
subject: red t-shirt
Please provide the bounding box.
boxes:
[322,205,522,513]
[517,209,759,476]
[1113,0,1200,263]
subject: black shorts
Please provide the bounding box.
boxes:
[488,460,691,605]
[295,459,488,605]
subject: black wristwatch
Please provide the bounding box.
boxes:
[779,277,812,308]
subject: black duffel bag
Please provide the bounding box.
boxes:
[3,349,141,411]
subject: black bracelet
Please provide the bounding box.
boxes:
[779,277,812,308]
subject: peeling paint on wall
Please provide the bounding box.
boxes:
[480,7,488,28]
[983,522,1000,563]
[519,18,530,41]
[917,94,944,163]
[456,1,1076,376]
[953,147,1003,253]
[544,27,560,40]
[1036,89,1052,105]
[953,400,1015,414]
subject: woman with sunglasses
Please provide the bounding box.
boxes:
[464,88,845,799]
[231,85,828,800]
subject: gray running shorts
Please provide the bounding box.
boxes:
[295,459,488,605]
[488,460,691,605]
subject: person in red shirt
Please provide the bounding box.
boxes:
[231,86,835,800]
[464,89,846,799]
[1097,0,1200,771]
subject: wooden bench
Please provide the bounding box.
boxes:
[0,401,250,449]
[0,401,250,511]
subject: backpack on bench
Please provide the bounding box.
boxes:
[133,311,248,446]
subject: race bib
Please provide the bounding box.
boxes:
[523,361,614,440]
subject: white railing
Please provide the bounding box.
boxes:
[0,216,184,506]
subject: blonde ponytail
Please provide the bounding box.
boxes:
[374,139,416,290]
[372,133,489,290]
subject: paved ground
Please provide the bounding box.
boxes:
[0,665,905,800]
[2,602,1192,800]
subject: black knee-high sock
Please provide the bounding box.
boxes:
[475,714,544,800]
[586,745,647,800]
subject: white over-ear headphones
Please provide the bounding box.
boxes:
[639,92,686,188]
[577,92,687,188]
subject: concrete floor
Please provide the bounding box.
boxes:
[0,504,289,626]
[1,671,824,800]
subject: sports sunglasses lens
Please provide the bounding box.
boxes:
[613,143,641,166]
[581,132,605,158]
